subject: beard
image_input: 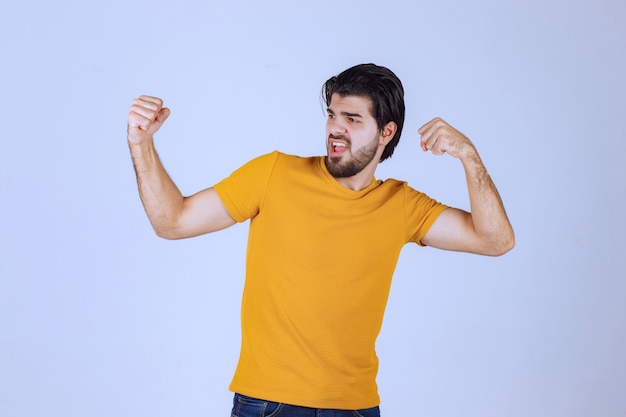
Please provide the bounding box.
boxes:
[325,133,379,178]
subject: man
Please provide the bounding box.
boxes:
[127,64,514,416]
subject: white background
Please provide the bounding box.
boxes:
[1,1,625,416]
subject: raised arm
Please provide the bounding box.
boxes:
[127,96,236,239]
[418,118,515,256]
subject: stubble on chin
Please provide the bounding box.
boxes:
[325,141,378,178]
[325,155,355,178]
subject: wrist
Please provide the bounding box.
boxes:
[458,142,479,162]
[128,137,155,154]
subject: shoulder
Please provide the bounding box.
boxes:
[232,151,322,183]
[377,178,413,196]
[229,151,281,175]
[379,178,446,209]
[380,178,433,197]
[266,152,324,177]
[273,151,320,165]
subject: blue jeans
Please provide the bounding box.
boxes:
[231,393,381,417]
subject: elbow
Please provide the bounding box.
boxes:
[152,221,185,240]
[154,226,190,240]
[155,230,182,240]
[492,237,515,256]
[154,228,178,240]
[488,230,516,257]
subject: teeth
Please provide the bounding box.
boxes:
[333,142,346,147]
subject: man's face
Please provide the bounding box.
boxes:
[325,94,382,178]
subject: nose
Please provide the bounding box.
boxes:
[327,116,347,135]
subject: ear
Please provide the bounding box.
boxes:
[379,121,397,146]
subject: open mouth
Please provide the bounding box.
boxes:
[330,140,348,156]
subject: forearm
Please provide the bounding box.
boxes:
[129,140,185,237]
[460,146,515,254]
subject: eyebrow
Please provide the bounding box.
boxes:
[327,108,364,118]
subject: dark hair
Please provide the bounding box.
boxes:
[322,63,405,162]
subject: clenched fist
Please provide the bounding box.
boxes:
[127,95,171,145]
[418,117,475,159]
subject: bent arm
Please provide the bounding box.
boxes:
[421,153,515,256]
[129,142,236,239]
[128,96,235,239]
[419,118,515,256]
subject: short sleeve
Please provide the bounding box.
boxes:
[214,151,279,222]
[404,184,449,245]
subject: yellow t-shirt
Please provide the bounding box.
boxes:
[214,151,448,409]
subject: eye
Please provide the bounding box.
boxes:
[348,117,359,123]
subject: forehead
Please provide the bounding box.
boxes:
[328,94,374,117]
